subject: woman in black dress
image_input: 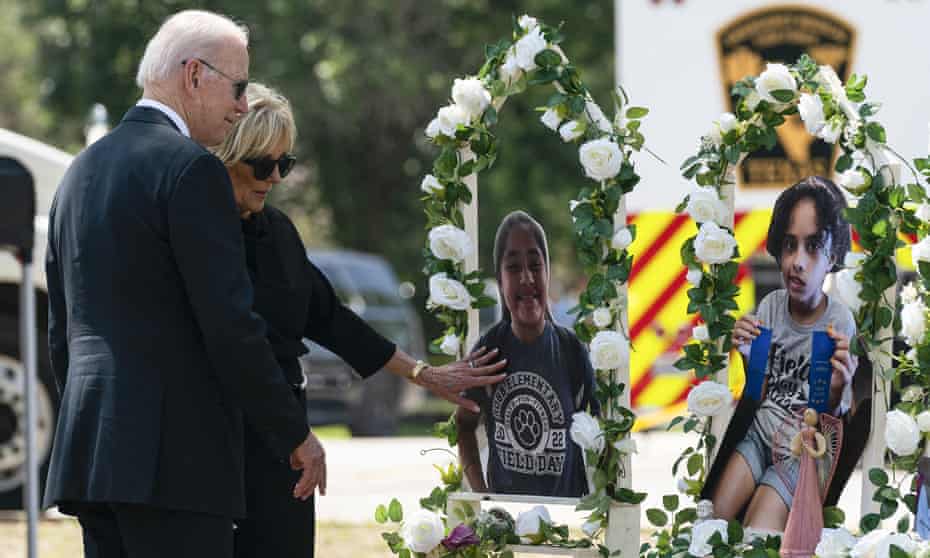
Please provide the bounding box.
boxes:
[213,83,505,557]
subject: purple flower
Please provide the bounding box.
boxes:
[442,524,480,550]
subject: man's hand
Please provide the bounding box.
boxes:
[289,431,327,500]
[414,347,506,412]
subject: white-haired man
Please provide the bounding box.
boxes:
[43,10,322,557]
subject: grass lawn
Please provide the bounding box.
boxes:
[0,518,391,557]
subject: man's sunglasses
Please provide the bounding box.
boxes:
[181,58,248,100]
[244,153,297,180]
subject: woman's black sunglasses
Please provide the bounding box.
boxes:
[243,153,297,180]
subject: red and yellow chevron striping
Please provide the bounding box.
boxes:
[626,210,771,430]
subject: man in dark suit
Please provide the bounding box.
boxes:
[43,10,324,557]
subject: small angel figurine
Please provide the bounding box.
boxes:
[777,408,843,558]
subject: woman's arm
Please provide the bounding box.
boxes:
[382,347,505,413]
[455,406,487,492]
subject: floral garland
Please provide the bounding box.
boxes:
[395,13,649,557]
[377,463,597,558]
[641,53,920,553]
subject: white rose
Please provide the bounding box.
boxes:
[707,125,723,148]
[885,410,920,456]
[837,168,869,195]
[840,99,862,123]
[816,66,847,99]
[439,333,460,356]
[917,204,930,223]
[515,506,552,543]
[400,509,445,554]
[833,268,863,313]
[499,51,523,86]
[428,224,474,263]
[918,411,930,432]
[913,237,930,268]
[425,118,441,139]
[902,385,924,402]
[589,330,628,371]
[428,273,473,311]
[592,307,612,328]
[744,90,762,112]
[451,78,491,120]
[693,222,737,265]
[816,528,858,558]
[692,324,709,342]
[755,63,797,105]
[581,520,601,538]
[851,529,893,558]
[689,519,729,557]
[718,112,738,133]
[585,100,613,133]
[517,14,539,31]
[579,138,624,181]
[612,228,633,251]
[798,93,827,135]
[818,119,843,144]
[420,174,443,195]
[687,268,704,287]
[902,283,920,305]
[559,120,584,142]
[687,381,733,417]
[873,533,919,558]
[901,300,928,347]
[513,27,547,71]
[613,436,637,454]
[436,104,471,137]
[570,411,605,454]
[540,108,562,131]
[686,186,728,226]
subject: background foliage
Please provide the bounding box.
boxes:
[6,0,616,339]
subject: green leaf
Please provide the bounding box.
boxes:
[646,508,668,527]
[727,520,744,544]
[663,495,679,512]
[374,504,388,523]
[770,89,796,103]
[534,49,562,68]
[823,506,845,528]
[880,498,898,519]
[860,512,881,533]
[687,453,703,476]
[868,468,889,487]
[388,498,403,522]
[897,516,910,534]
[836,153,853,173]
[890,545,911,558]
[626,106,649,119]
[866,122,887,143]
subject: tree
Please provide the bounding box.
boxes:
[24,0,616,338]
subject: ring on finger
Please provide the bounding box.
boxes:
[469,359,476,368]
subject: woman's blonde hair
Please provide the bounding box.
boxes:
[213,82,296,165]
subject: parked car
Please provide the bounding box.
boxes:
[299,250,426,436]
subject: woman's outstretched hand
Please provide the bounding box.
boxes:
[414,347,507,412]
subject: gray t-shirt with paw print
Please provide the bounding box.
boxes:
[466,321,597,497]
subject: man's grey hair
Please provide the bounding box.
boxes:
[135,10,249,89]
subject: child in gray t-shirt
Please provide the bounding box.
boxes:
[709,176,858,532]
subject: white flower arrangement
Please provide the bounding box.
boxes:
[664,57,927,548]
[416,17,662,549]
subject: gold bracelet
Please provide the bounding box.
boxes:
[410,360,429,380]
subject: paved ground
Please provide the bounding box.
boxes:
[317,431,868,528]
